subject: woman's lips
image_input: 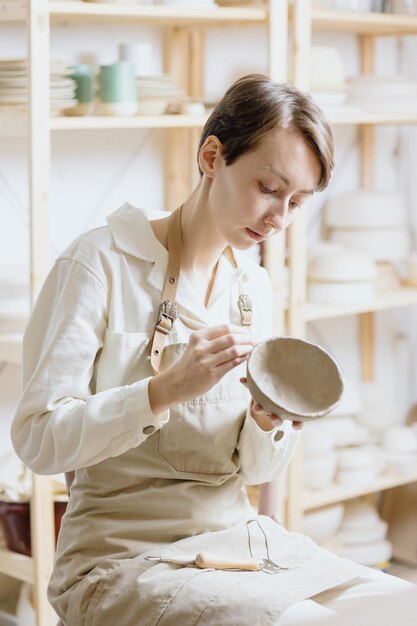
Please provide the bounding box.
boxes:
[246,228,265,242]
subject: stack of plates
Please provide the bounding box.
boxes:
[336,498,392,568]
[308,244,377,305]
[0,59,77,115]
[347,75,417,114]
[324,190,410,262]
[137,74,184,115]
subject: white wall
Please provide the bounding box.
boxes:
[1,20,417,453]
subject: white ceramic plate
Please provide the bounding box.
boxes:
[303,503,345,542]
[324,191,406,229]
[337,539,392,567]
[328,227,409,261]
[308,248,376,282]
[308,280,375,305]
[337,519,388,546]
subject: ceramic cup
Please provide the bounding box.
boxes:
[246,337,344,422]
[98,62,137,116]
[66,64,94,116]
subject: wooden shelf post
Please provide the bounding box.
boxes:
[27,1,56,624]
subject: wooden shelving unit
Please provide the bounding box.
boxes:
[303,468,417,511]
[0,2,287,625]
[2,1,417,623]
[285,0,417,532]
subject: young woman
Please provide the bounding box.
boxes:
[12,75,415,625]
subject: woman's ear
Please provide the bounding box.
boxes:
[198,135,223,178]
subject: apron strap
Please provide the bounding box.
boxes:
[149,206,182,374]
[149,206,253,374]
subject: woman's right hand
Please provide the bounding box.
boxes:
[148,324,255,416]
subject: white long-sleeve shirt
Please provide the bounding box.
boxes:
[11,203,299,484]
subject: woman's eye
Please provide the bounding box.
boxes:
[259,183,276,194]
[289,200,301,210]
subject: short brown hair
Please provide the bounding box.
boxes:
[198,74,334,191]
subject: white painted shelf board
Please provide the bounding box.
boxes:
[327,111,417,126]
[0,1,25,22]
[0,334,22,365]
[50,114,209,130]
[304,287,417,321]
[49,1,267,25]
[309,8,417,36]
[0,548,33,584]
[303,469,417,510]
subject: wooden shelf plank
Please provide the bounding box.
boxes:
[0,333,23,365]
[0,1,25,22]
[304,287,417,321]
[326,110,417,126]
[0,549,34,584]
[49,1,267,25]
[303,469,417,510]
[50,113,209,130]
[309,8,417,36]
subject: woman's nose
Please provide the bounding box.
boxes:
[266,201,288,232]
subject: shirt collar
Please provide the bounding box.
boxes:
[107,202,248,321]
[106,202,168,262]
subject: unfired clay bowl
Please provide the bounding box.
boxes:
[246,337,344,422]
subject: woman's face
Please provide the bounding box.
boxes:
[204,126,322,250]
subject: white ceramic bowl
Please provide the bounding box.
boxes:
[347,75,417,103]
[338,445,377,471]
[137,98,170,115]
[308,280,375,305]
[381,426,417,454]
[324,191,406,229]
[340,498,380,531]
[310,47,346,90]
[337,539,392,567]
[331,379,363,417]
[337,466,378,486]
[337,519,388,546]
[384,450,417,474]
[328,226,409,261]
[302,424,335,459]
[308,249,376,282]
[324,417,369,447]
[303,503,345,542]
[304,452,338,490]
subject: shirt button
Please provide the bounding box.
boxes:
[143,425,156,435]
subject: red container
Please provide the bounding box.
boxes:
[0,499,67,556]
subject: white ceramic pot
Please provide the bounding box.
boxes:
[330,379,363,417]
[310,47,346,90]
[304,453,337,490]
[337,466,377,486]
[97,102,138,116]
[137,98,170,115]
[384,450,417,474]
[347,75,417,103]
[308,248,376,282]
[302,425,335,459]
[340,498,381,531]
[303,503,345,542]
[337,539,392,567]
[308,280,375,305]
[381,426,417,454]
[338,445,377,471]
[324,191,406,229]
[388,0,417,14]
[337,519,388,546]
[324,417,369,447]
[328,226,409,261]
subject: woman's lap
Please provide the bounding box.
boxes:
[276,569,417,626]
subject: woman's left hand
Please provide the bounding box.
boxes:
[240,377,304,432]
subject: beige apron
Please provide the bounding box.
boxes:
[48,331,367,626]
[49,208,366,624]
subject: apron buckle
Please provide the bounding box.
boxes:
[238,294,253,326]
[156,299,178,335]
